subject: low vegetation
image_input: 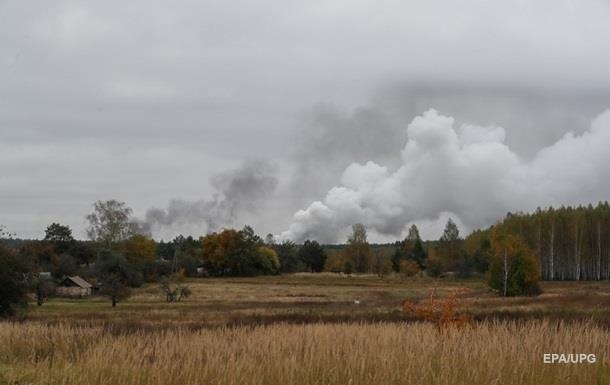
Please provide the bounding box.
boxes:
[0,321,608,385]
[2,202,610,384]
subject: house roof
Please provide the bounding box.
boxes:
[62,276,93,289]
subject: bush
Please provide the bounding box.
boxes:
[402,289,472,331]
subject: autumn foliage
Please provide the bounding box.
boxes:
[402,288,472,331]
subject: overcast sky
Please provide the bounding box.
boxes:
[2,1,610,241]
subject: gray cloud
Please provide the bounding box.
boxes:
[2,1,610,240]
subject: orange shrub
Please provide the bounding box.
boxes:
[402,288,472,331]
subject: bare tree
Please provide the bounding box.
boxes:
[86,200,138,247]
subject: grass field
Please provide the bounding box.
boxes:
[26,274,610,328]
[3,274,610,384]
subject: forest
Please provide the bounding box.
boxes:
[3,200,610,317]
[487,202,610,281]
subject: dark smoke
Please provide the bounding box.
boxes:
[141,159,278,234]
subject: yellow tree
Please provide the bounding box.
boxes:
[122,234,156,265]
[488,227,540,297]
[345,224,372,273]
[200,229,241,274]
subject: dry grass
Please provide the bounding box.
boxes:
[26,275,610,329]
[1,321,609,385]
[5,276,610,384]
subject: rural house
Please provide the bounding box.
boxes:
[56,276,93,298]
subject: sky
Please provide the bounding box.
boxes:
[2,0,610,242]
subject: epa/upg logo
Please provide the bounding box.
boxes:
[543,353,597,364]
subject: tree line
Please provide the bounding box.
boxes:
[4,199,610,317]
[0,200,330,316]
[480,202,610,281]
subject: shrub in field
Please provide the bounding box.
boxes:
[402,289,471,331]
[159,276,191,302]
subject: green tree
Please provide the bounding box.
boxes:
[95,250,140,306]
[51,253,79,279]
[345,224,372,273]
[68,241,97,266]
[274,240,303,273]
[488,229,541,296]
[393,226,426,272]
[0,243,29,317]
[463,229,492,274]
[391,242,402,272]
[101,273,131,307]
[45,222,75,255]
[298,240,327,272]
[256,246,280,274]
[437,218,462,272]
[17,241,56,271]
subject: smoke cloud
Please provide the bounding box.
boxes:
[142,160,278,236]
[281,108,610,243]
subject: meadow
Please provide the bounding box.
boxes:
[3,274,610,384]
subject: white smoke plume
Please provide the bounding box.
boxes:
[281,108,610,243]
[142,159,278,236]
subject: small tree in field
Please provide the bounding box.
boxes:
[101,273,131,307]
[488,229,541,297]
[96,251,137,306]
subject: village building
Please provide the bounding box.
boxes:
[56,276,93,298]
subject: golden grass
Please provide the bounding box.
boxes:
[26,276,610,329]
[1,321,608,385]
